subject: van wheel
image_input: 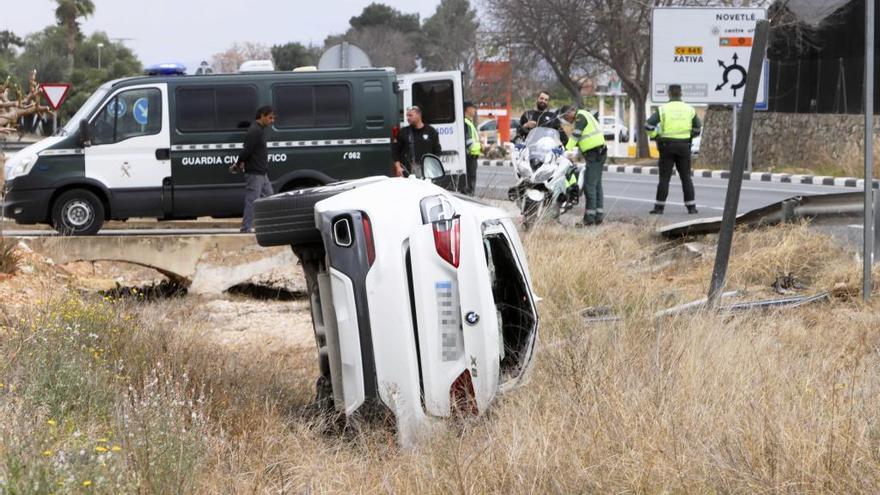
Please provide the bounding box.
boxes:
[254,181,357,247]
[51,189,105,236]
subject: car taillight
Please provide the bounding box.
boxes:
[449,370,478,416]
[361,213,375,266]
[432,217,460,268]
[391,125,400,141]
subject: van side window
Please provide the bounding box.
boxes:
[176,86,257,133]
[90,88,162,145]
[273,84,351,129]
[412,80,454,124]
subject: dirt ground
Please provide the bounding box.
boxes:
[0,240,316,352]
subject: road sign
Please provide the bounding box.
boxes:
[133,97,149,125]
[39,83,71,110]
[651,7,767,105]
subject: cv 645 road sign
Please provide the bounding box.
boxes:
[651,7,767,105]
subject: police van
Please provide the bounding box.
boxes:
[2,65,466,235]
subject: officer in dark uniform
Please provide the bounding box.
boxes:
[645,84,702,214]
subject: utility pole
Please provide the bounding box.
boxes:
[97,42,104,69]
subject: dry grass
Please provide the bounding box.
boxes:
[2,223,879,493]
[0,238,21,274]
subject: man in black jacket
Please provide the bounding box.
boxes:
[232,105,275,233]
[517,91,568,144]
[393,106,442,177]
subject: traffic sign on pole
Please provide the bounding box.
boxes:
[651,7,768,105]
[39,83,72,111]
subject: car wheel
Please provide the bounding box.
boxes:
[253,181,360,247]
[51,189,105,236]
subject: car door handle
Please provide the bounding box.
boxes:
[155,148,170,160]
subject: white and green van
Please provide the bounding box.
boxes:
[3,67,465,234]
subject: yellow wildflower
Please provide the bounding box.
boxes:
[82,480,92,487]
[97,437,108,443]
[47,419,57,426]
[111,445,122,452]
[42,450,53,456]
[95,446,107,453]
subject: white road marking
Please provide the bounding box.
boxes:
[604,194,725,211]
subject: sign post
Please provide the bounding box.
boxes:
[864,0,875,302]
[708,20,771,306]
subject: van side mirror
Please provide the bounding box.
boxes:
[78,119,91,148]
[422,154,446,180]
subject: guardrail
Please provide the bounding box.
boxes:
[0,142,32,154]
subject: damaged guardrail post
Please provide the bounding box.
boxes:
[708,19,770,307]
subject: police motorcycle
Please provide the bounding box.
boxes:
[507,127,581,230]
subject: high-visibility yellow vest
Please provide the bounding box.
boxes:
[566,110,605,153]
[464,118,481,156]
[658,100,696,140]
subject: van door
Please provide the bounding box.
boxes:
[397,72,466,180]
[85,83,170,218]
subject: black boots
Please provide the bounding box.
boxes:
[649,205,665,215]
[687,205,699,214]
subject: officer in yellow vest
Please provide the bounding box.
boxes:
[563,105,607,225]
[463,101,481,196]
[645,84,702,215]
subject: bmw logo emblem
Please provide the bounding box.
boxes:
[465,312,480,325]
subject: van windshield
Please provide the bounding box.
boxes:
[60,84,112,136]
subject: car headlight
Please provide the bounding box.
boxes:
[4,153,37,181]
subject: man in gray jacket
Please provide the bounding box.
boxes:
[232,105,275,233]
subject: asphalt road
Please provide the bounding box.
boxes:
[476,165,856,223]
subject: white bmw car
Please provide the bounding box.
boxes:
[254,175,539,444]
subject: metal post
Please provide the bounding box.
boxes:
[708,20,771,306]
[598,95,605,122]
[864,0,875,302]
[731,105,738,157]
[53,112,57,135]
[748,121,753,172]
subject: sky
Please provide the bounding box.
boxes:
[1,0,442,72]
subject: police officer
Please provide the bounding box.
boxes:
[393,106,442,177]
[463,101,481,196]
[517,90,568,143]
[562,105,607,225]
[645,84,702,215]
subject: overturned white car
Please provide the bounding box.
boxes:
[254,175,539,443]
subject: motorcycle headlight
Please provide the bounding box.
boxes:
[4,153,37,181]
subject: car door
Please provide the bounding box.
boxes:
[397,72,465,176]
[85,84,170,218]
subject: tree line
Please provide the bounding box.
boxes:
[211,1,480,87]
[0,0,141,122]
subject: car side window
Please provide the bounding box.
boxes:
[90,88,162,145]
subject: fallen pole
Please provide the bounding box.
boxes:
[708,19,770,306]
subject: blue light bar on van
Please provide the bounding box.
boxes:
[144,63,187,76]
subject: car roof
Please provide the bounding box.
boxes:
[111,68,396,87]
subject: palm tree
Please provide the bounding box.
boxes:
[54,0,95,71]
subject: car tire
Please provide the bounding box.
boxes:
[253,181,361,247]
[51,189,105,236]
